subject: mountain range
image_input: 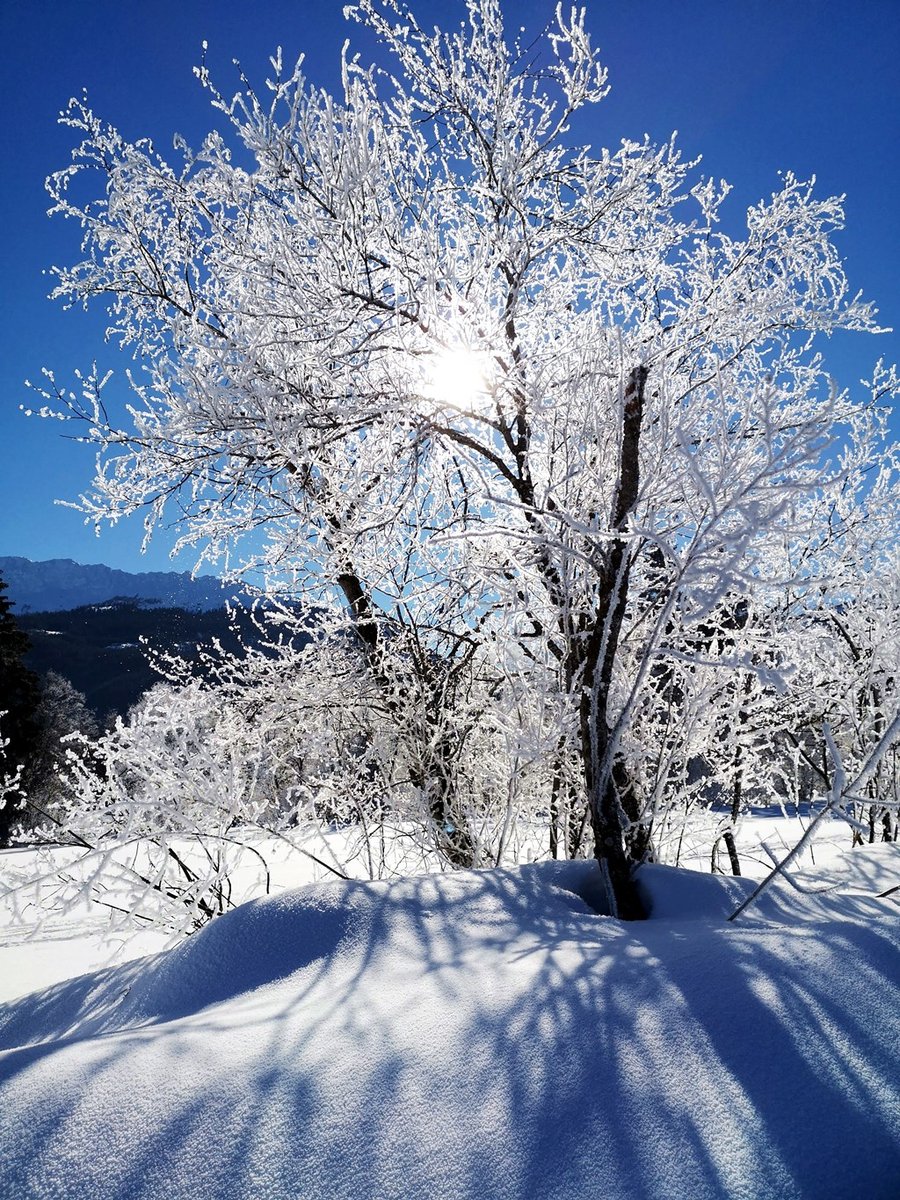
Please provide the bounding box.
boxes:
[0,556,250,613]
[0,557,270,719]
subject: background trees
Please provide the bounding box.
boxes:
[32,0,899,915]
[0,577,40,845]
[0,572,106,844]
[24,672,99,824]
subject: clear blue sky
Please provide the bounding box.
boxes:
[1,0,897,575]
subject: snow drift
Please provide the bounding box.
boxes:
[1,851,898,1200]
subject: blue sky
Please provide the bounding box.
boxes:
[1,0,897,576]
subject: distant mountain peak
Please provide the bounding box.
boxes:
[0,556,250,614]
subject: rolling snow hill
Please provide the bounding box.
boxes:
[0,846,898,1200]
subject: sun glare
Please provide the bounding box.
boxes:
[424,345,494,411]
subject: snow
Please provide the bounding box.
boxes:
[0,839,898,1199]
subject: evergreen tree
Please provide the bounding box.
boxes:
[0,575,41,844]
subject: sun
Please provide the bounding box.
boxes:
[423,344,494,412]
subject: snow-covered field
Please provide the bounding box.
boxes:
[0,818,898,1199]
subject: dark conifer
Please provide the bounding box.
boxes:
[0,575,41,844]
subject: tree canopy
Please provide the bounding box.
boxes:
[33,0,899,916]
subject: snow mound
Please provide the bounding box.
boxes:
[0,850,898,1200]
[0,858,606,1050]
[636,845,900,924]
[636,861,754,919]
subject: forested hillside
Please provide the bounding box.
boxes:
[18,601,271,718]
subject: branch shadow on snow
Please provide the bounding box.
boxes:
[0,858,899,1200]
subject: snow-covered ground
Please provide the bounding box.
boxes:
[0,819,898,1199]
[0,807,857,1006]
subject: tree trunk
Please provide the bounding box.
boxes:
[578,365,650,920]
[336,566,477,868]
[410,735,478,869]
[581,706,646,919]
[712,830,741,876]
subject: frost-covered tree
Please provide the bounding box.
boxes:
[22,672,100,827]
[32,0,899,916]
[776,496,900,845]
[0,713,24,826]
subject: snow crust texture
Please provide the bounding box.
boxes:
[1,852,898,1200]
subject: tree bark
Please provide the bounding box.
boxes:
[712,830,741,876]
[578,366,650,920]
